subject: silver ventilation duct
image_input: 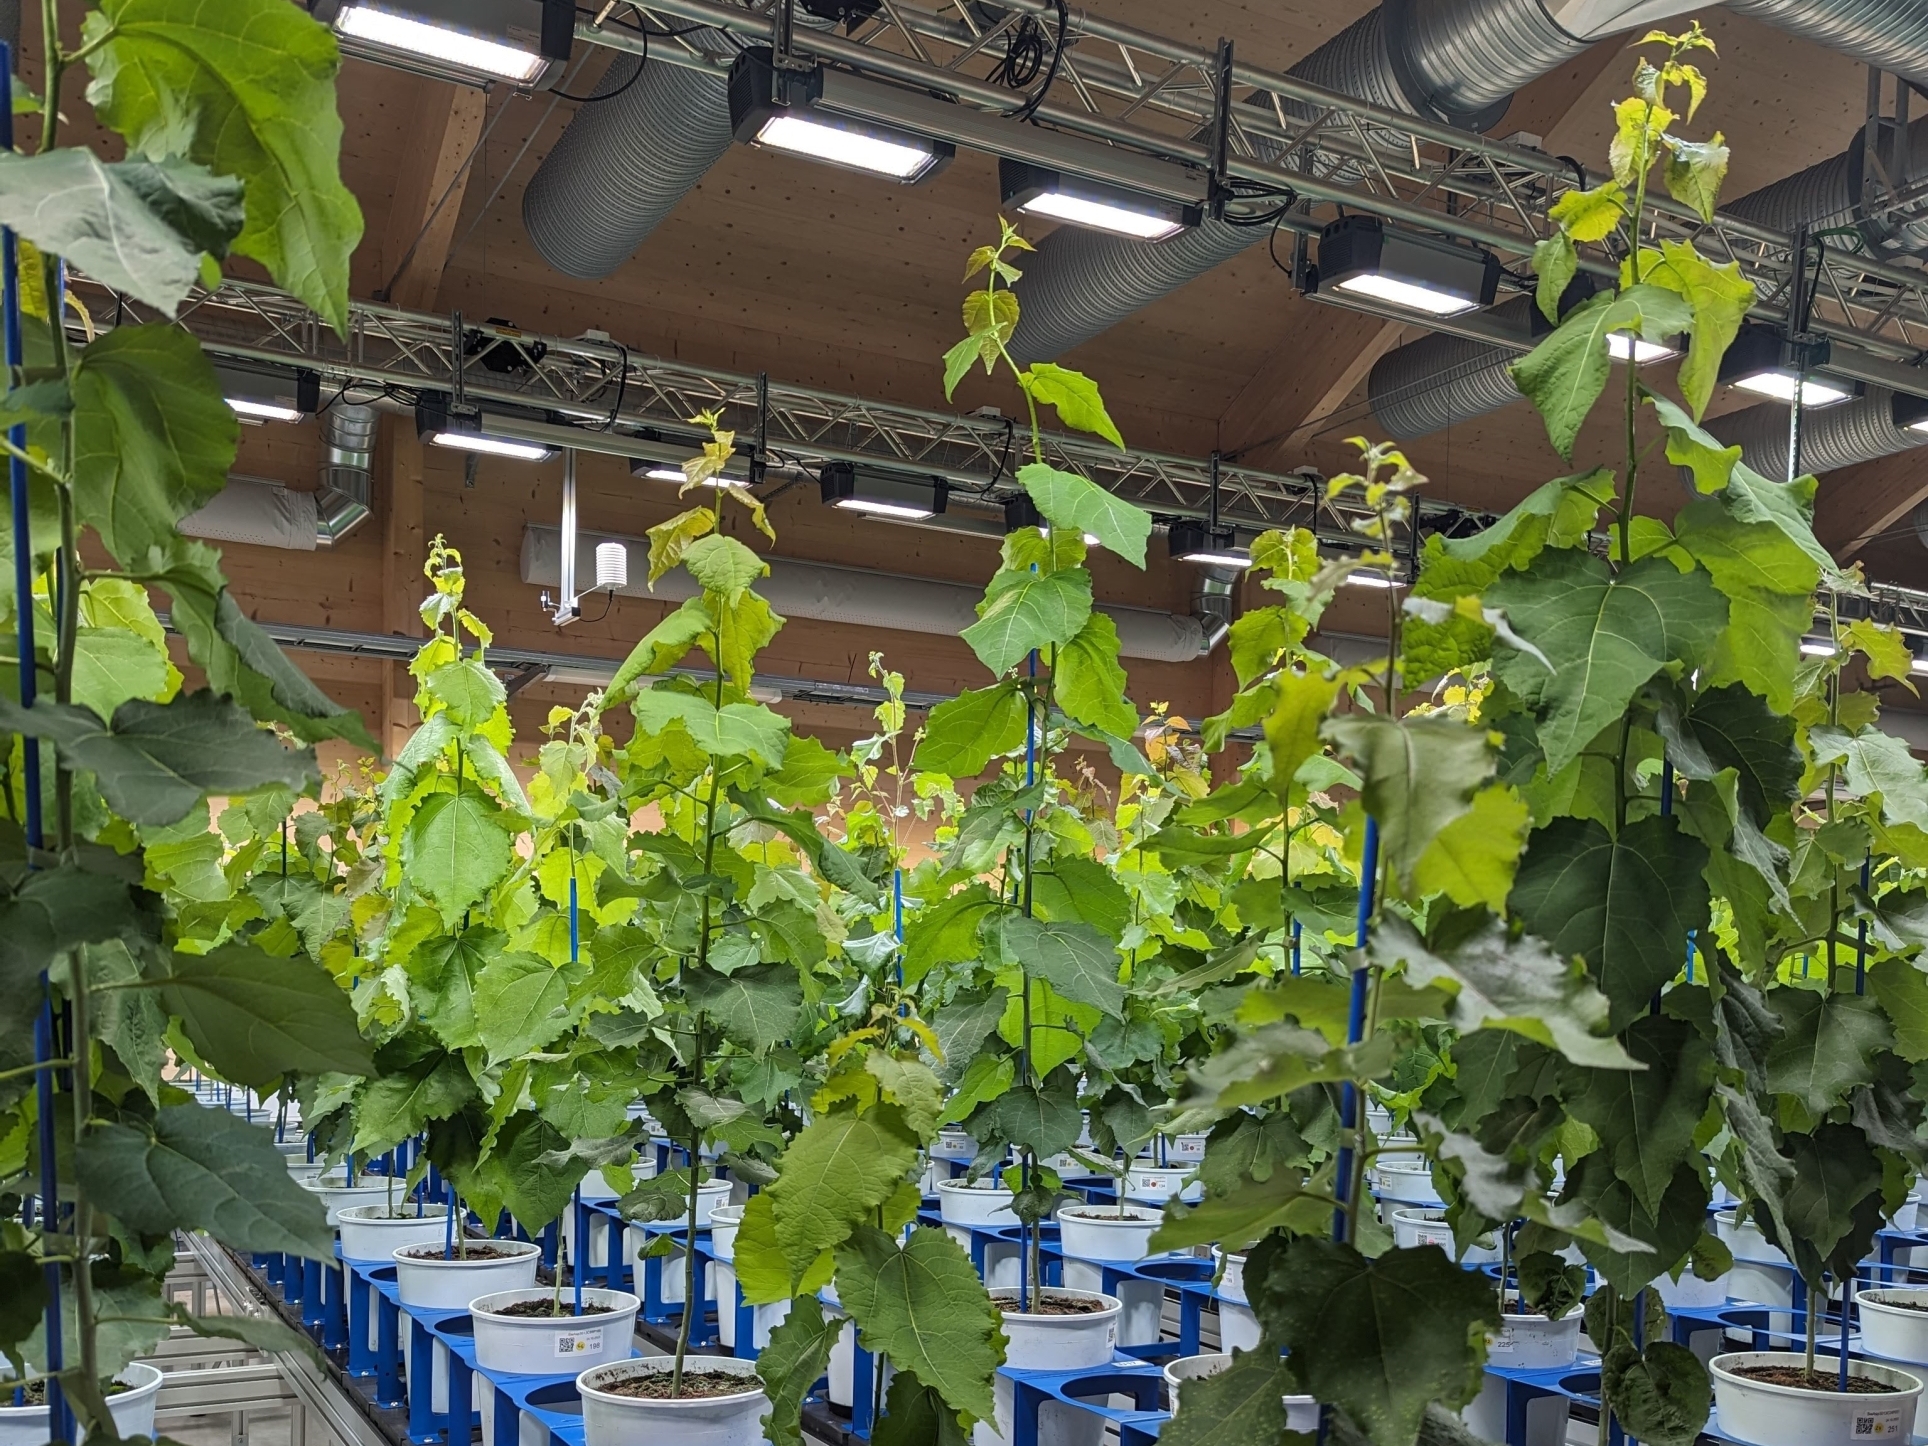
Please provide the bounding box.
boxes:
[1723,115,1928,255]
[180,403,377,551]
[1367,297,1532,441]
[522,30,740,280]
[1009,0,1928,365]
[1709,389,1923,481]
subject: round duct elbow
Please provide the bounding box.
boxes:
[1191,567,1238,654]
[180,477,322,551]
[317,402,377,548]
[522,36,737,281]
[1711,388,1925,481]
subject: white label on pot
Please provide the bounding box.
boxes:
[1491,1326,1517,1353]
[1852,1406,1905,1439]
[1414,1230,1452,1249]
[555,1328,604,1358]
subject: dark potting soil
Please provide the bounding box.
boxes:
[998,1296,1108,1316]
[1731,1366,1898,1393]
[399,1243,530,1262]
[491,1299,617,1318]
[1061,1208,1160,1224]
[6,1379,127,1406]
[596,1371,759,1400]
[1874,1297,1928,1314]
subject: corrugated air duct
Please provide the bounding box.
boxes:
[1367,296,1531,441]
[522,28,741,280]
[181,403,377,551]
[1723,115,1928,255]
[1708,389,1924,481]
[1009,0,1928,365]
[522,524,1214,661]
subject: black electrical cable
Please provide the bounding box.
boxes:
[1001,0,1067,123]
[602,342,629,431]
[988,15,1047,90]
[551,21,647,102]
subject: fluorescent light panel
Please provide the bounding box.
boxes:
[228,398,305,424]
[1607,332,1679,364]
[1343,570,1400,589]
[1177,547,1252,567]
[1731,372,1855,408]
[1017,190,1187,241]
[643,465,747,487]
[752,113,940,181]
[1332,272,1481,318]
[1799,640,1837,657]
[429,430,554,462]
[820,461,946,520]
[1000,160,1198,243]
[333,4,546,82]
[1316,216,1499,321]
[835,497,938,520]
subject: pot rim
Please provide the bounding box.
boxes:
[576,1355,766,1407]
[937,1179,1013,1196]
[470,1287,642,1320]
[391,1239,543,1267]
[987,1286,1123,1320]
[338,1205,445,1223]
[1859,1289,1928,1313]
[0,1361,163,1416]
[1058,1205,1162,1224]
[1709,1350,1926,1398]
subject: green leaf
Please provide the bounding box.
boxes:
[154,943,374,1087]
[474,953,575,1063]
[1323,714,1495,894]
[686,963,803,1052]
[1871,962,1928,1063]
[1564,1015,1714,1217]
[401,788,514,924]
[84,0,365,333]
[988,914,1123,1013]
[967,1071,1082,1160]
[766,733,854,807]
[1764,990,1892,1123]
[1266,671,1341,802]
[1054,612,1137,738]
[0,1249,46,1367]
[1761,1124,1886,1286]
[75,1104,333,1258]
[1810,726,1928,833]
[1607,1341,1711,1446]
[1384,915,1634,1069]
[606,596,711,704]
[70,626,170,721]
[1510,815,1710,1030]
[1635,240,1753,418]
[447,1110,575,1231]
[930,988,1009,1085]
[832,1225,1002,1427]
[352,1049,477,1156]
[631,690,791,766]
[0,866,156,1035]
[0,690,316,827]
[1019,363,1125,449]
[71,326,236,565]
[1486,552,1727,777]
[903,884,999,986]
[1436,469,1614,583]
[683,533,769,599]
[1151,1171,1331,1254]
[961,567,1092,677]
[1533,232,1578,326]
[760,1298,844,1446]
[1016,462,1150,566]
[1245,1237,1499,1446]
[1160,1343,1301,1446]
[1410,784,1530,912]
[1550,181,1629,244]
[1662,135,1728,224]
[408,930,506,1050]
[1650,392,1743,494]
[1511,287,1694,460]
[0,150,243,314]
[1653,683,1801,825]
[914,683,1028,777]
[767,1111,920,1288]
[943,334,984,401]
[425,657,506,728]
[874,1372,972,1446]
[1564,1153,1708,1299]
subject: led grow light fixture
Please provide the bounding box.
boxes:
[415,394,556,462]
[1167,520,1250,568]
[999,160,1199,242]
[1607,333,1680,365]
[1892,392,1928,435]
[309,1,573,87]
[1314,216,1500,318]
[213,360,321,425]
[729,48,952,183]
[1718,324,1857,408]
[820,462,947,519]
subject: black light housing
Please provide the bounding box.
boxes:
[1003,494,1044,532]
[820,462,948,520]
[999,159,1200,242]
[309,0,572,87]
[1312,216,1500,318]
[414,391,555,461]
[1717,324,1857,407]
[1168,520,1250,568]
[1894,392,1928,434]
[213,359,321,424]
[728,48,953,183]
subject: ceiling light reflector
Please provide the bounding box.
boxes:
[429,431,555,462]
[999,160,1198,242]
[314,1,571,86]
[820,462,947,520]
[1167,520,1251,568]
[1607,332,1680,365]
[1314,216,1500,319]
[212,359,320,426]
[729,49,953,184]
[1718,324,1857,409]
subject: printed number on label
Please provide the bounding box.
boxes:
[555,1328,605,1358]
[1853,1408,1905,1439]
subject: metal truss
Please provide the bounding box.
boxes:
[70,273,1428,540]
[582,0,1928,394]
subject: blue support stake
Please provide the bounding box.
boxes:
[1290,919,1302,976]
[1856,858,1871,996]
[1331,817,1380,1244]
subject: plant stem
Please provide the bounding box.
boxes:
[1806,1282,1819,1379]
[1616,96,1658,569]
[37,0,63,155]
[671,1023,705,1395]
[1595,1284,1617,1446]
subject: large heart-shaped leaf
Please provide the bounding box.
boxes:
[153,942,375,1087]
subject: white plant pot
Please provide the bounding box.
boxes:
[930,1129,978,1162]
[1372,1160,1442,1210]
[939,1180,1020,1287]
[976,1290,1121,1446]
[470,1289,639,1373]
[1123,1166,1201,1206]
[709,1206,792,1352]
[1389,1208,1499,1263]
[1716,1210,1791,1267]
[568,1165,647,1269]
[1213,1248,1247,1304]
[1057,1207,1165,1344]
[1162,1354,1318,1431]
[1150,1135,1209,1165]
[1711,1351,1923,1446]
[623,1179,731,1305]
[1862,1290,1928,1444]
[1487,1312,1583,1371]
[578,1356,766,1446]
[0,1363,162,1446]
[1655,1267,1731,1310]
[338,1204,449,1263]
[1210,1250,1260,1351]
[303,1173,400,1228]
[392,1240,541,1310]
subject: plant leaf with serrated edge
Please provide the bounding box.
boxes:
[832,1224,1003,1427]
[1512,286,1693,459]
[76,1104,333,1258]
[768,1111,920,1289]
[873,1372,972,1446]
[961,566,1092,677]
[915,682,1028,777]
[1054,611,1137,737]
[1323,714,1495,894]
[1410,784,1529,912]
[986,914,1123,1013]
[401,787,514,924]
[759,1297,843,1446]
[1019,363,1124,449]
[686,963,803,1052]
[1016,462,1150,565]
[1764,990,1892,1123]
[1563,1014,1714,1217]
[1159,1342,1302,1446]
[153,943,374,1087]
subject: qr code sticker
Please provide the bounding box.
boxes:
[1852,1407,1904,1439]
[555,1328,605,1358]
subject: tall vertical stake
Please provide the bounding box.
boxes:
[1331,817,1379,1243]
